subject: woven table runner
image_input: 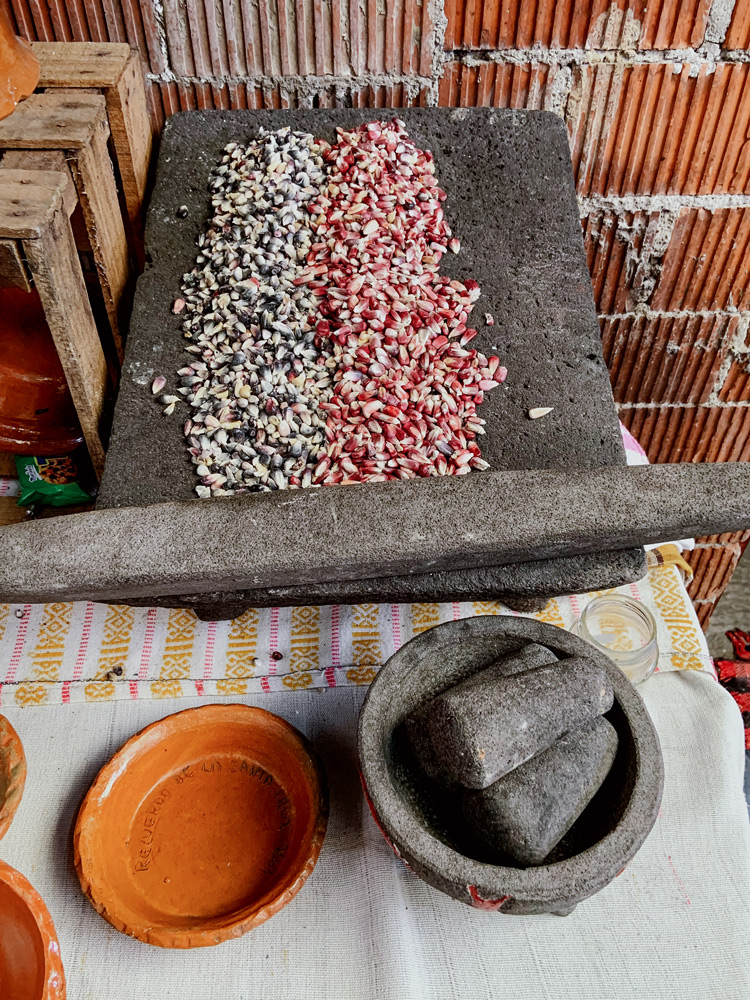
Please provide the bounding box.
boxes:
[0,549,710,707]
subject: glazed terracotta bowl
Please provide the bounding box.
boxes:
[0,860,66,999]
[359,616,663,915]
[0,714,26,841]
[74,704,328,948]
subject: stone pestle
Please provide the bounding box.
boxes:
[463,717,620,867]
[409,657,613,789]
[0,462,749,605]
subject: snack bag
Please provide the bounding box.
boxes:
[15,454,91,508]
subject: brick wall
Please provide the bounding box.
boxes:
[5,0,750,626]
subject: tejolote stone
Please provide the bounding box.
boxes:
[413,657,614,789]
[463,716,619,866]
[406,642,559,781]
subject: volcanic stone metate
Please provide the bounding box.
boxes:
[98,108,645,614]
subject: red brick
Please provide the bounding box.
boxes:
[695,530,750,546]
[725,0,750,48]
[619,404,750,464]
[603,313,738,404]
[693,600,714,630]
[444,1,710,51]
[653,208,750,312]
[686,544,741,602]
[439,60,561,109]
[583,209,668,313]
[157,0,431,79]
[571,63,750,197]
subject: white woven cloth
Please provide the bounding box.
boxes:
[2,668,749,999]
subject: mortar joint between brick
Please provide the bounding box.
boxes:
[447,44,730,72]
[579,193,750,214]
[600,308,746,321]
[616,400,750,409]
[148,0,173,82]
[428,0,449,107]
[146,72,436,93]
[706,313,750,404]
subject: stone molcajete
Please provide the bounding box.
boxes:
[74,704,328,948]
[359,616,664,915]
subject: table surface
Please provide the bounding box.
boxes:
[1,552,749,998]
[2,669,749,1000]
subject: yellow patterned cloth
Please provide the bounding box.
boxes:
[0,545,711,707]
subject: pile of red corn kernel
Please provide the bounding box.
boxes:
[300,119,505,485]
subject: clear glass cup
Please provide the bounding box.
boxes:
[571,595,659,685]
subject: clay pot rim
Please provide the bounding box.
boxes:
[359,616,664,906]
[0,859,66,999]
[73,703,328,949]
[0,713,27,841]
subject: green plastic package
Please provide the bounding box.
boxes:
[15,455,91,508]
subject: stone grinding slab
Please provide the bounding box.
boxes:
[98,108,644,613]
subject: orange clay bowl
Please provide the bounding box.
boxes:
[0,714,26,841]
[73,704,328,948]
[0,860,66,999]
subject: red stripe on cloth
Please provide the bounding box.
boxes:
[137,608,158,681]
[325,666,336,687]
[268,607,280,674]
[733,691,750,713]
[129,680,138,699]
[5,607,31,684]
[261,676,270,693]
[569,594,581,618]
[391,603,402,650]
[203,621,217,679]
[452,601,461,620]
[330,605,341,666]
[63,601,95,702]
[195,679,205,696]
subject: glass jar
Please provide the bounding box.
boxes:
[571,595,659,685]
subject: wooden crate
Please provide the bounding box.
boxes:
[0,169,109,480]
[32,41,153,269]
[0,92,131,362]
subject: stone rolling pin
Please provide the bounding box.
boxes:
[0,462,749,605]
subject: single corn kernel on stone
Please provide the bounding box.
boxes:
[417,657,614,789]
[463,716,619,866]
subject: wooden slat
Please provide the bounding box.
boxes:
[0,91,103,148]
[22,204,107,476]
[0,239,31,290]
[105,49,151,265]
[1,149,78,216]
[68,121,128,359]
[33,40,131,86]
[0,169,66,239]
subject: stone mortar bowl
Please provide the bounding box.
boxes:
[358,616,664,915]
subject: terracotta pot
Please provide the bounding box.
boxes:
[0,861,66,999]
[74,704,329,948]
[0,288,83,456]
[0,714,26,841]
[0,8,39,121]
